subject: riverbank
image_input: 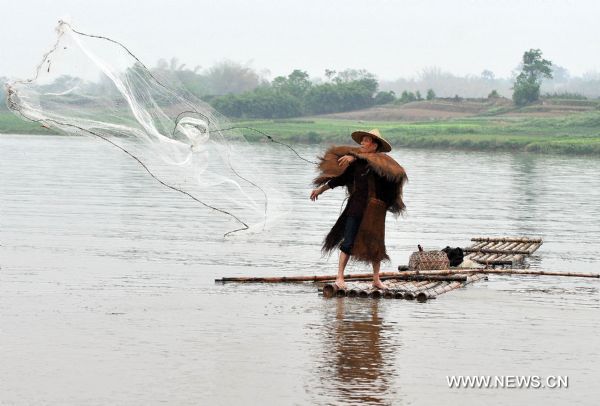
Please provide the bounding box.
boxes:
[0,111,53,135]
[2,107,599,156]
[236,112,600,155]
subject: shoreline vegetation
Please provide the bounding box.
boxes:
[2,98,599,156]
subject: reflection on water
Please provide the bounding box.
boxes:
[1,135,599,405]
[314,299,397,405]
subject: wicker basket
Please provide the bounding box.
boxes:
[408,250,449,271]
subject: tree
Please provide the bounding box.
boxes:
[374,90,396,105]
[415,90,422,101]
[211,87,303,119]
[481,69,495,81]
[272,69,311,98]
[305,76,378,114]
[324,69,337,80]
[426,89,436,100]
[488,89,500,99]
[398,90,417,104]
[205,60,261,95]
[210,68,381,118]
[512,49,553,106]
[333,68,376,84]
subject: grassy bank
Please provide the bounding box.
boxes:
[2,110,599,156]
[234,112,600,155]
[0,111,57,135]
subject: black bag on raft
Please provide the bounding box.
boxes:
[442,246,464,267]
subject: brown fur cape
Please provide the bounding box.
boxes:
[313,146,408,263]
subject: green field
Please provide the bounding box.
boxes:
[2,109,600,156]
[0,111,56,135]
[234,113,600,155]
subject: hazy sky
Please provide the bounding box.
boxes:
[1,0,599,81]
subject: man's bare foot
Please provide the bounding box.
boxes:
[372,280,388,290]
[334,279,347,290]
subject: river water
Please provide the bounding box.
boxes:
[1,134,599,405]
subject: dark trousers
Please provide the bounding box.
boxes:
[340,216,362,255]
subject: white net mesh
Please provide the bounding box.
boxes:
[6,21,303,236]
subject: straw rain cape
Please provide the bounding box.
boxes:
[313,146,408,263]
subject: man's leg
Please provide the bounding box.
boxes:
[336,216,361,289]
[336,251,350,289]
[372,260,387,289]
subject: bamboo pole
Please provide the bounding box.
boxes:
[385,281,412,299]
[486,252,502,263]
[394,281,431,299]
[464,247,533,255]
[387,274,468,282]
[480,257,519,265]
[497,241,513,251]
[322,283,346,298]
[468,253,481,262]
[397,265,482,273]
[476,269,600,278]
[404,281,440,300]
[358,289,370,298]
[390,280,428,299]
[356,287,383,298]
[471,237,543,243]
[395,268,600,279]
[383,290,395,299]
[384,281,410,295]
[216,267,410,283]
[314,273,430,285]
[504,241,520,251]
[485,242,511,261]
[347,287,360,297]
[487,241,504,251]
[416,281,461,302]
[385,280,411,289]
[416,273,487,301]
[370,289,383,299]
[470,240,488,250]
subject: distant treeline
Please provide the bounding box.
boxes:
[381,66,600,100]
[206,69,396,118]
[150,61,595,118]
[152,62,398,118]
[3,59,600,117]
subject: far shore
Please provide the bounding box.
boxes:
[2,98,599,156]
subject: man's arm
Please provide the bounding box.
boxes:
[310,159,354,201]
[310,184,330,201]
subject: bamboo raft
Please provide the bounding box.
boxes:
[215,236,599,302]
[317,236,543,301]
[320,274,487,301]
[464,236,543,266]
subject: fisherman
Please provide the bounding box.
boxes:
[310,129,407,290]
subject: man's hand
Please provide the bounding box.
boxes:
[338,154,355,167]
[310,185,329,201]
[310,188,322,201]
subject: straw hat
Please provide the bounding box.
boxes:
[351,128,392,153]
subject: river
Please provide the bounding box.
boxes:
[1,134,599,405]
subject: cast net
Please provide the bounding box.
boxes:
[6,21,305,236]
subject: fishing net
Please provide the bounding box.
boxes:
[6,21,306,236]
